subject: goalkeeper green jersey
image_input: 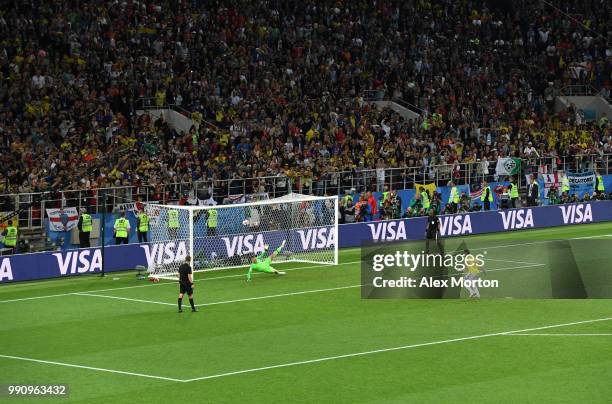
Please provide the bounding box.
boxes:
[251,250,272,270]
[247,243,285,280]
[247,251,273,280]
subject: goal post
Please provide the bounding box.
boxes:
[144,194,338,280]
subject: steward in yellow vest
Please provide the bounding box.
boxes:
[561,171,570,194]
[114,211,130,245]
[447,182,460,213]
[2,225,17,254]
[78,208,93,248]
[420,188,430,210]
[137,210,149,243]
[480,181,493,211]
[509,177,519,208]
[594,171,605,195]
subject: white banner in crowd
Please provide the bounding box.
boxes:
[226,193,269,204]
[567,171,595,187]
[567,171,596,196]
[116,201,160,213]
[115,202,143,213]
[46,207,79,231]
[116,201,161,226]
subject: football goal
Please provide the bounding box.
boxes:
[144,194,338,280]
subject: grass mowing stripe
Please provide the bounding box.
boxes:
[200,284,360,306]
[6,230,603,303]
[183,316,612,382]
[3,317,609,383]
[72,262,548,308]
[0,260,362,304]
[0,354,184,382]
[193,260,360,282]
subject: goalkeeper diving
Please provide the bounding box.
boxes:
[247,240,287,281]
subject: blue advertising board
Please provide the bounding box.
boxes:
[1,200,611,284]
[338,200,608,247]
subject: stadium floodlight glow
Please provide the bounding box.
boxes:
[145,194,338,280]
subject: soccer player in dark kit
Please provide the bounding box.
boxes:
[178,256,197,313]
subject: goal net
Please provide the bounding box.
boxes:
[144,194,338,280]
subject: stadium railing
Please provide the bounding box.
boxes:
[559,84,602,97]
[2,154,611,230]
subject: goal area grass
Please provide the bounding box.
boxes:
[1,222,612,403]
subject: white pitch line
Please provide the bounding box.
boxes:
[74,292,175,306]
[486,263,546,272]
[0,292,80,304]
[504,333,612,336]
[441,263,545,279]
[183,317,612,382]
[573,233,612,240]
[0,260,361,304]
[1,317,610,383]
[74,262,547,308]
[469,233,612,252]
[3,232,612,304]
[0,259,544,306]
[0,353,183,382]
[74,285,362,307]
[486,258,542,266]
[0,258,539,305]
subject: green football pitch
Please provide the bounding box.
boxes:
[1,223,612,403]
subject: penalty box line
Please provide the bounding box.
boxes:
[4,233,611,305]
[0,260,361,304]
[73,284,362,307]
[183,316,612,382]
[0,353,184,383]
[2,317,610,383]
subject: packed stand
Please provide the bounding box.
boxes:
[0,0,610,211]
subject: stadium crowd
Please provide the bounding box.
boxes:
[0,0,610,207]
